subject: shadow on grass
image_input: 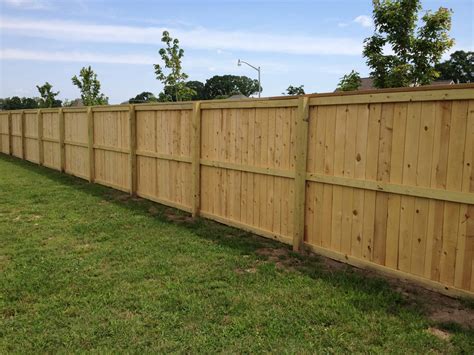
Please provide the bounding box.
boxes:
[2,154,473,333]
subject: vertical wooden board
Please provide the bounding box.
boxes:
[43,141,60,170]
[293,99,309,249]
[136,111,156,152]
[201,109,214,214]
[201,110,211,159]
[340,104,357,254]
[330,105,347,251]
[455,100,474,289]
[225,108,236,220]
[239,109,250,225]
[214,109,225,217]
[312,106,326,247]
[351,104,369,258]
[265,108,276,232]
[279,108,291,237]
[200,166,212,213]
[385,103,407,268]
[398,102,422,272]
[362,104,381,260]
[24,112,38,137]
[42,112,59,140]
[234,109,243,223]
[424,101,451,280]
[321,106,337,248]
[136,155,156,197]
[64,145,88,179]
[270,109,282,235]
[440,101,469,285]
[24,113,38,162]
[65,112,88,144]
[257,109,269,229]
[25,138,39,163]
[410,102,437,276]
[305,106,320,245]
[251,108,262,227]
[373,103,394,265]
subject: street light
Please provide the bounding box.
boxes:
[237,59,261,98]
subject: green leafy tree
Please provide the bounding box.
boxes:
[203,75,260,99]
[71,66,108,106]
[36,82,62,108]
[435,50,474,83]
[283,85,305,95]
[363,0,454,88]
[129,92,158,104]
[154,31,195,102]
[337,70,362,91]
[0,96,40,110]
[185,81,205,100]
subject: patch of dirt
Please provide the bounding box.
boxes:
[148,206,160,216]
[319,259,474,330]
[164,209,194,224]
[427,327,452,341]
[256,247,301,271]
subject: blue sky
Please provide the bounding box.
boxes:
[0,0,473,103]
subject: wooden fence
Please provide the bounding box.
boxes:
[1,84,473,298]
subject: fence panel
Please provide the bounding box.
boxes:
[42,111,61,170]
[200,105,296,243]
[64,110,89,179]
[10,112,23,158]
[93,109,130,192]
[1,85,473,298]
[0,113,9,154]
[24,111,39,163]
[135,106,193,210]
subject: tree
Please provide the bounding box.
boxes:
[283,85,305,95]
[154,31,195,102]
[337,70,362,91]
[36,82,62,108]
[0,96,40,110]
[129,92,158,104]
[71,66,108,106]
[435,50,473,83]
[362,0,454,88]
[203,75,260,99]
[185,81,205,100]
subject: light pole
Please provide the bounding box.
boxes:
[237,59,261,98]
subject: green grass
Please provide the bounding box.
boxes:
[1,155,473,353]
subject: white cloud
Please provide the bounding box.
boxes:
[1,0,50,10]
[0,48,155,64]
[0,48,289,73]
[354,15,373,28]
[0,17,363,56]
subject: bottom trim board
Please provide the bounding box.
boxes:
[303,243,474,299]
[200,211,293,245]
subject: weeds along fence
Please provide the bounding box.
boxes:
[1,84,473,298]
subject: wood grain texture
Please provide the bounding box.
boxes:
[1,86,474,297]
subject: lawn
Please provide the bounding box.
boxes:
[1,155,473,353]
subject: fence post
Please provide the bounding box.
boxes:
[20,110,26,159]
[129,104,137,196]
[59,108,65,172]
[37,109,43,166]
[87,107,95,183]
[292,96,310,251]
[7,112,12,155]
[191,101,202,218]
